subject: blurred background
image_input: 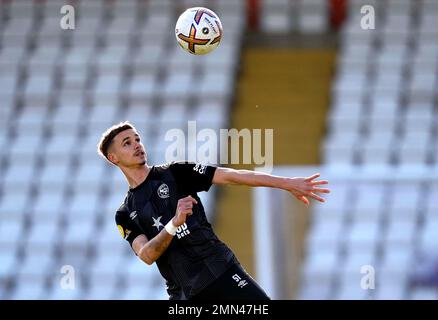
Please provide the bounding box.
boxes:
[0,0,437,300]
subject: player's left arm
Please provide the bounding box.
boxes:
[212,167,330,205]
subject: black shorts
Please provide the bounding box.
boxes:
[190,263,271,300]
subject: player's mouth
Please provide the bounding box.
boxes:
[134,151,145,157]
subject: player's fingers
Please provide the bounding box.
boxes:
[185,196,198,205]
[181,199,194,207]
[312,188,331,194]
[297,195,309,205]
[305,173,320,182]
[303,196,310,205]
[179,201,191,210]
[183,207,193,214]
[308,192,325,203]
[310,180,329,186]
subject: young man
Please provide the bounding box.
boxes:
[97,121,330,300]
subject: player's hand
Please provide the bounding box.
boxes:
[173,196,198,226]
[287,173,330,205]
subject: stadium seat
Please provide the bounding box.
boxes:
[17,246,54,280]
[0,221,24,252]
[26,222,60,252]
[307,219,344,252]
[44,134,78,162]
[83,277,118,300]
[0,189,29,223]
[3,161,37,189]
[410,288,438,300]
[38,159,71,190]
[0,250,18,284]
[9,276,48,300]
[260,0,293,33]
[418,219,438,252]
[353,183,386,221]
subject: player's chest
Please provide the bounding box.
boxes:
[131,181,182,234]
[133,180,177,221]
[130,181,199,239]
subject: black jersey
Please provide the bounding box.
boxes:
[115,162,238,299]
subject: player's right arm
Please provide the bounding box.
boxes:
[118,196,198,265]
[131,233,170,265]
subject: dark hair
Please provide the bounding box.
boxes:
[97,121,135,160]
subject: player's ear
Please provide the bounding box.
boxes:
[107,152,119,165]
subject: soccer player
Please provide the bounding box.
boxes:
[97,122,330,300]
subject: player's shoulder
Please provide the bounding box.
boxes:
[163,161,217,173]
[115,197,130,221]
[155,161,173,170]
[156,161,216,177]
[156,161,193,168]
[155,161,190,173]
[159,161,199,169]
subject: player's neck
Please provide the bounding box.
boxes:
[122,164,150,189]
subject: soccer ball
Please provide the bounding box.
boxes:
[175,7,223,55]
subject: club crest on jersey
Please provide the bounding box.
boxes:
[157,183,170,199]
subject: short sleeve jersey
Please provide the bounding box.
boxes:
[115,162,238,299]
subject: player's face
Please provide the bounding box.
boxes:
[110,129,147,167]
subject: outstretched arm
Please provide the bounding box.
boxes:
[212,167,330,205]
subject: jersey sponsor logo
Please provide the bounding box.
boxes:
[193,163,206,175]
[232,274,248,288]
[157,183,170,199]
[176,222,190,239]
[129,211,137,220]
[152,216,164,231]
[117,225,124,238]
[117,225,131,240]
